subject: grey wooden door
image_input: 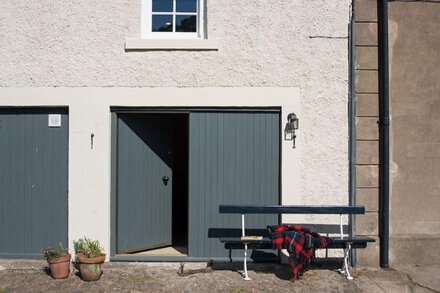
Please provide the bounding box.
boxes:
[188,111,280,258]
[117,114,173,253]
[0,108,68,258]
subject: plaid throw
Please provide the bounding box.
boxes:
[268,225,331,280]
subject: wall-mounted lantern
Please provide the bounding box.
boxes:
[284,113,299,148]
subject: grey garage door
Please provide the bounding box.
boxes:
[0,108,68,258]
[116,114,173,253]
[188,111,280,258]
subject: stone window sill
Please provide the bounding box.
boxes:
[125,39,219,51]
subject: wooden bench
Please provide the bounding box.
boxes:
[218,205,375,280]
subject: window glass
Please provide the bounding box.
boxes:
[152,15,173,32]
[146,0,201,37]
[176,0,197,13]
[176,15,197,32]
[152,0,173,12]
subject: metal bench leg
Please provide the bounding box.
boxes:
[337,215,353,280]
[240,214,251,281]
[344,244,354,280]
[242,244,251,280]
[339,244,353,280]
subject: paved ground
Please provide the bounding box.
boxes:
[0,259,438,292]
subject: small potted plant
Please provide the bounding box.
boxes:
[43,243,71,279]
[73,237,105,281]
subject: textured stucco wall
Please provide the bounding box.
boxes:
[0,1,351,208]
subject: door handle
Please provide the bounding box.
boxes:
[162,176,169,185]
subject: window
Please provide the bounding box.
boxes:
[127,0,216,50]
[142,0,204,39]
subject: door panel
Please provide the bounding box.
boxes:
[117,114,173,253]
[188,111,280,258]
[0,108,68,258]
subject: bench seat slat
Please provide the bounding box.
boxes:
[220,237,272,244]
[225,242,273,250]
[220,236,375,250]
[328,242,367,249]
[219,205,365,214]
[224,242,370,250]
[331,237,375,243]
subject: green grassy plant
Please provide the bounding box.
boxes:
[73,237,105,258]
[42,242,69,260]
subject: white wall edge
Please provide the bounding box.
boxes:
[0,87,299,107]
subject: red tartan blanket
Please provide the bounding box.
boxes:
[268,225,331,280]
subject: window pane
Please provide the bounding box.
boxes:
[176,15,197,32]
[176,0,197,13]
[152,15,173,32]
[152,0,173,12]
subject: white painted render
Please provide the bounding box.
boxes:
[0,0,351,257]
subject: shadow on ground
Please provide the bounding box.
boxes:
[209,257,346,281]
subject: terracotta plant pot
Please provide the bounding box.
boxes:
[47,254,71,279]
[76,253,105,282]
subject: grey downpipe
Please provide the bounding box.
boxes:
[378,0,390,268]
[348,2,356,266]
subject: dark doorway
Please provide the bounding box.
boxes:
[116,113,189,256]
[171,115,189,249]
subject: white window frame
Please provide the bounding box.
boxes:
[142,0,204,39]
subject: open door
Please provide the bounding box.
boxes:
[116,114,173,253]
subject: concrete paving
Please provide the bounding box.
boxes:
[0,259,438,292]
[394,265,440,293]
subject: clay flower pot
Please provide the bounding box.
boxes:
[47,254,71,279]
[76,253,106,281]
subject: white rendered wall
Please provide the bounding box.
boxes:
[0,0,350,199]
[0,87,301,258]
[0,0,351,253]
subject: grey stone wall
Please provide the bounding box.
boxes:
[354,0,440,266]
[354,0,380,267]
[388,2,440,266]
